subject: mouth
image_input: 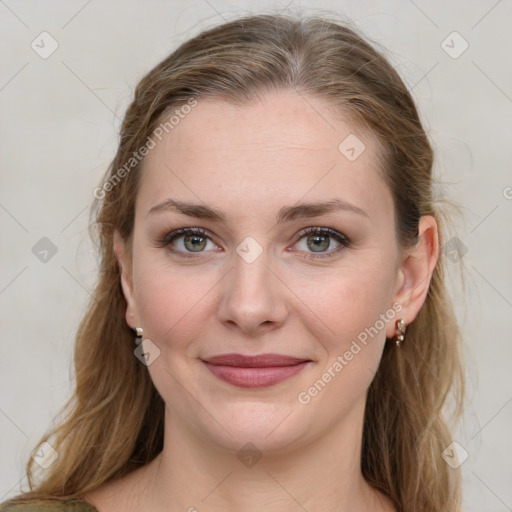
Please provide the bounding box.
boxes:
[201,353,312,388]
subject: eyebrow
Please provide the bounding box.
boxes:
[147,198,369,223]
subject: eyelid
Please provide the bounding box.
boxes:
[159,227,212,245]
[291,226,350,244]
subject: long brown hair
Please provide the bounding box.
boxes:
[9,13,465,511]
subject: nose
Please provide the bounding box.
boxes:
[216,249,289,338]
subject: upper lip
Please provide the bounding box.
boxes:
[202,353,310,367]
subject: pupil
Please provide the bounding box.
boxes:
[308,234,329,252]
[185,235,206,252]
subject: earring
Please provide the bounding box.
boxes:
[134,327,143,345]
[394,318,407,347]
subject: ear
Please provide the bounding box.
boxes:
[113,230,139,330]
[386,215,439,337]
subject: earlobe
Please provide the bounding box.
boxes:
[390,215,439,330]
[113,230,138,329]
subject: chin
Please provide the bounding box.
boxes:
[196,401,310,454]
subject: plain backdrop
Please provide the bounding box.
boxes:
[1,1,511,510]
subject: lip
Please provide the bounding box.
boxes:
[201,353,311,388]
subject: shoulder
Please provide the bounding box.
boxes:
[0,499,99,512]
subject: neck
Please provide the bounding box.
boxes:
[134,396,394,512]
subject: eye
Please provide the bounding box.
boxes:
[157,226,350,261]
[291,227,350,260]
[159,228,219,257]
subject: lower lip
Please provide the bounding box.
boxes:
[202,361,310,388]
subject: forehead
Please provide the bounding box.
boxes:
[138,90,392,223]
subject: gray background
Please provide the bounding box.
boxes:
[1,0,511,510]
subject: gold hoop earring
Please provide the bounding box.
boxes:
[394,319,407,347]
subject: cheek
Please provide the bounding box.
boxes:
[291,267,396,414]
[292,261,397,352]
[132,256,219,350]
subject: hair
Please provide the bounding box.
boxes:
[8,12,465,512]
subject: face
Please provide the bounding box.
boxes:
[116,90,408,452]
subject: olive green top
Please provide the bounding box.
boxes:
[0,500,99,512]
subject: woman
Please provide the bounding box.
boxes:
[1,12,465,512]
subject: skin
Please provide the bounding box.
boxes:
[86,90,438,512]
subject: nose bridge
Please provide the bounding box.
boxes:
[232,248,271,297]
[217,240,288,332]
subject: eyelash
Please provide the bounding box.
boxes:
[156,226,351,261]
